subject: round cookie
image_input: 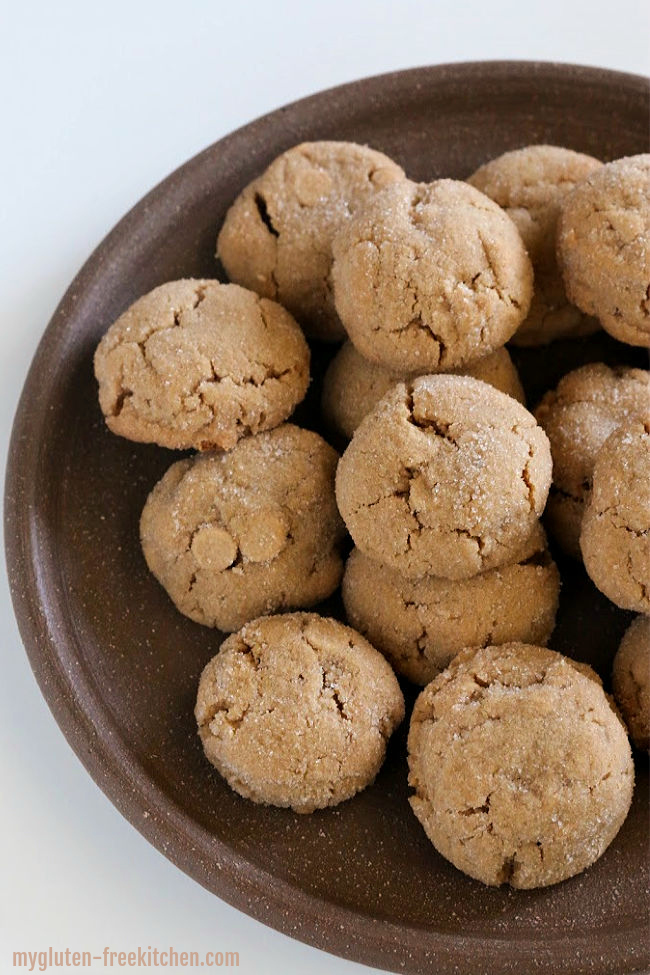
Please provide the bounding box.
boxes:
[216,141,405,342]
[468,144,602,346]
[580,419,650,613]
[612,616,650,751]
[336,375,552,581]
[331,178,533,372]
[322,342,525,441]
[195,613,405,812]
[407,643,634,889]
[342,524,560,684]
[557,154,650,347]
[535,363,650,558]
[140,424,345,632]
[94,280,310,451]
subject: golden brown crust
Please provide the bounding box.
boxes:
[195,613,404,812]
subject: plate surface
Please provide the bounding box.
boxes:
[5,62,650,975]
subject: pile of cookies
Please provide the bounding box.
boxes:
[94,141,649,890]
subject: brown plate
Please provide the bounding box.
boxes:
[5,62,650,975]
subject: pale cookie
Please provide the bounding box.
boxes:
[216,142,405,342]
[94,280,309,451]
[612,616,650,751]
[322,342,525,440]
[140,425,345,632]
[195,613,405,812]
[557,154,650,347]
[331,178,533,372]
[342,524,560,684]
[336,375,552,580]
[535,363,650,558]
[468,144,602,346]
[408,643,634,888]
[580,419,650,613]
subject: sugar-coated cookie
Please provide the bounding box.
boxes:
[612,616,650,751]
[535,363,650,558]
[335,375,552,580]
[557,154,650,347]
[195,613,405,812]
[468,144,602,345]
[217,142,405,341]
[322,342,525,441]
[580,419,650,613]
[408,644,634,888]
[331,178,533,372]
[94,280,309,451]
[342,524,559,684]
[140,425,345,632]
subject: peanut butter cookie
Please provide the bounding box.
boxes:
[322,342,525,440]
[94,280,310,451]
[535,363,650,558]
[216,142,405,341]
[468,144,601,345]
[140,425,345,632]
[408,643,634,888]
[336,375,552,580]
[612,616,650,751]
[557,154,650,347]
[580,419,650,613]
[195,613,404,812]
[331,178,533,372]
[342,524,560,684]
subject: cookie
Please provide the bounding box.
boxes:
[580,419,650,613]
[612,616,650,751]
[140,424,345,632]
[195,613,405,812]
[216,142,405,342]
[331,178,533,372]
[535,363,650,558]
[322,342,525,441]
[342,524,560,684]
[468,144,602,346]
[407,643,634,888]
[94,280,310,451]
[335,375,552,580]
[557,154,650,347]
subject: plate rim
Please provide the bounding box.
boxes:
[5,60,650,975]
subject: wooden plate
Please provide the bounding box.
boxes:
[5,62,649,975]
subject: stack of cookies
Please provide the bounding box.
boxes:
[94,141,649,890]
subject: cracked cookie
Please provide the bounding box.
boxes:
[535,364,650,558]
[342,524,560,684]
[195,612,405,812]
[468,144,602,346]
[407,643,634,888]
[322,341,525,440]
[94,280,310,451]
[216,142,405,342]
[331,178,533,372]
[557,154,650,347]
[335,375,552,580]
[580,419,650,613]
[140,424,345,632]
[612,616,650,751]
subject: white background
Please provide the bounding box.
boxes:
[1,2,648,973]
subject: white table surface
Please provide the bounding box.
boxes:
[1,2,648,972]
